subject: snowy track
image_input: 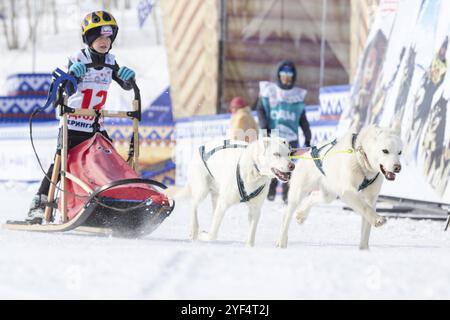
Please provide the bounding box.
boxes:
[1,183,450,299]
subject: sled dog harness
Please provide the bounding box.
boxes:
[199,140,265,203]
[236,162,266,203]
[352,133,379,191]
[310,134,379,192]
[310,139,338,175]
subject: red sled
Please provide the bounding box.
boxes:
[60,133,174,236]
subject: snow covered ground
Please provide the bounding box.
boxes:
[1,183,450,300]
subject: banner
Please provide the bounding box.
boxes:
[1,73,54,123]
[339,0,450,203]
[0,96,55,122]
[137,0,155,28]
[141,86,173,124]
[6,73,52,96]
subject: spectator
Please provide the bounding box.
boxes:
[256,60,311,203]
[228,96,258,143]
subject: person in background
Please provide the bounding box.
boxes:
[228,96,258,143]
[256,60,311,203]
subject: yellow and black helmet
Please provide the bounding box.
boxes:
[81,11,118,46]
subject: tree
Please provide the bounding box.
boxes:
[1,0,20,49]
[51,0,58,35]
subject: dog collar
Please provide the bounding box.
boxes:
[358,173,380,191]
[352,133,373,170]
[352,133,380,191]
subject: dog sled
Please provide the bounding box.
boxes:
[3,64,174,237]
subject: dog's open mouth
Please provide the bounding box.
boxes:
[380,164,396,181]
[271,168,291,182]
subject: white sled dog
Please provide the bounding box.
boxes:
[277,124,403,249]
[185,137,295,247]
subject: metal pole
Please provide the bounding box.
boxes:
[32,0,37,73]
[445,210,450,231]
[217,0,227,114]
[319,0,328,88]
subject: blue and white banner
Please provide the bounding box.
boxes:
[6,73,52,96]
[319,85,350,123]
[141,86,173,124]
[0,96,55,122]
[1,73,53,123]
[137,0,155,28]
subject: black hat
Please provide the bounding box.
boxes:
[84,25,118,48]
[276,60,297,90]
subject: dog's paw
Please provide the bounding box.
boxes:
[296,212,308,224]
[189,231,198,241]
[276,238,288,248]
[189,222,199,241]
[374,216,387,227]
[198,231,212,242]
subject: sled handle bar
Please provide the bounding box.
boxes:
[84,62,141,102]
[67,62,142,121]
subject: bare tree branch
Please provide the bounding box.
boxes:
[1,0,20,49]
[52,0,58,34]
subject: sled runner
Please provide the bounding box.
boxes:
[3,64,174,237]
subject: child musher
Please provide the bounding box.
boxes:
[27,11,136,223]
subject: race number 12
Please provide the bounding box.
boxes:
[81,89,107,110]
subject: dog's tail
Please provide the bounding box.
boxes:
[163,184,192,200]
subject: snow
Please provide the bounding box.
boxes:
[1,183,450,299]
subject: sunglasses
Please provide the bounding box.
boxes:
[279,71,294,77]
